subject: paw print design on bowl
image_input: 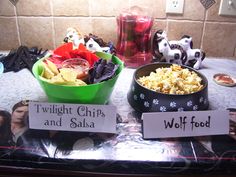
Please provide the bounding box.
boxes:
[170,102,177,108]
[144,101,150,107]
[199,96,204,103]
[160,106,167,112]
[187,101,193,107]
[193,105,198,111]
[132,86,135,92]
[153,99,159,105]
[178,107,184,112]
[140,93,145,99]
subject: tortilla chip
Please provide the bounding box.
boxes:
[41,62,55,79]
[50,74,67,85]
[60,68,77,82]
[46,59,59,75]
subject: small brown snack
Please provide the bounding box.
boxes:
[213,73,236,87]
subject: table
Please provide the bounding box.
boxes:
[0,58,236,176]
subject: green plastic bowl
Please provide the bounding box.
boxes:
[32,52,124,104]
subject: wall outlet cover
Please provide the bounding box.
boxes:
[166,0,185,14]
[219,0,236,16]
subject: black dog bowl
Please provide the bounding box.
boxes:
[127,63,209,112]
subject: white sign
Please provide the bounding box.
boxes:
[142,110,229,139]
[29,102,117,134]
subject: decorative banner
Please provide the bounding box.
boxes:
[29,102,117,134]
[142,110,229,139]
[9,0,19,6]
[200,0,216,9]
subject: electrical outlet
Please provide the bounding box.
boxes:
[166,0,184,14]
[219,0,236,16]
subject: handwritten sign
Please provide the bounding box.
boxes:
[142,110,229,139]
[29,102,117,134]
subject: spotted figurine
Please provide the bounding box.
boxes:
[152,29,205,69]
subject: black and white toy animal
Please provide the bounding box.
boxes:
[152,30,205,69]
[85,38,110,53]
[175,35,205,70]
[154,30,186,65]
[63,27,85,49]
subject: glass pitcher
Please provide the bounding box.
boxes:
[116,6,153,68]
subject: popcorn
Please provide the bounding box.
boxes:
[138,64,203,95]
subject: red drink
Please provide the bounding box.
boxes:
[116,6,153,68]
